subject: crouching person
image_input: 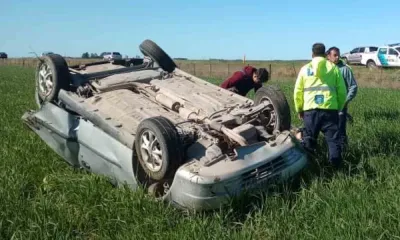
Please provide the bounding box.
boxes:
[220,66,269,97]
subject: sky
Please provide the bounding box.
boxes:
[1,0,399,60]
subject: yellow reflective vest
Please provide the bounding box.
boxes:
[294,57,347,113]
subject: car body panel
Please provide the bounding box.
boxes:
[22,103,139,188]
[22,100,307,211]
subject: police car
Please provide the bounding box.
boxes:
[361,43,400,68]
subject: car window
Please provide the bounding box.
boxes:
[358,47,365,53]
[350,48,359,54]
[370,47,378,51]
[379,48,387,54]
[113,52,121,55]
[389,48,399,56]
[396,47,400,53]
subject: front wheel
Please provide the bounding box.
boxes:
[254,85,291,134]
[134,116,183,183]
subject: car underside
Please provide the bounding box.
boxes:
[22,39,308,211]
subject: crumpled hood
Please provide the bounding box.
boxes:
[310,57,335,79]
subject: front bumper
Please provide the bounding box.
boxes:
[163,138,308,211]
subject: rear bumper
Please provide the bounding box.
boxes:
[163,141,308,211]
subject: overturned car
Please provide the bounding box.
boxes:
[22,39,308,211]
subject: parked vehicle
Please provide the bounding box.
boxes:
[22,39,308,211]
[125,57,144,67]
[341,46,378,65]
[101,52,123,60]
[42,52,54,56]
[360,43,400,68]
[0,52,7,59]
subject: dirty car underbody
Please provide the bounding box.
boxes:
[22,39,308,211]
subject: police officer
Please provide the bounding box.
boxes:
[293,43,347,168]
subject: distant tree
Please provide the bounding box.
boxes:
[81,52,89,58]
[90,53,99,58]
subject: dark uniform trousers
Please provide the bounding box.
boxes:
[301,109,342,167]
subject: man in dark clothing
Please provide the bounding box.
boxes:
[326,46,358,147]
[220,66,269,96]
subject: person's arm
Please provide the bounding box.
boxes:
[293,69,305,114]
[336,69,348,111]
[344,67,358,106]
[220,71,243,89]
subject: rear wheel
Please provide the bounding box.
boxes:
[367,60,377,69]
[139,39,177,73]
[254,85,291,134]
[133,116,183,187]
[35,54,71,105]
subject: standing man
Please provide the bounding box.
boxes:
[220,66,269,97]
[326,46,358,147]
[293,43,347,168]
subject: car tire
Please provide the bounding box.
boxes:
[139,39,177,73]
[35,54,71,104]
[134,116,183,183]
[367,60,376,69]
[254,85,291,133]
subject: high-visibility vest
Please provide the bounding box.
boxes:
[293,57,347,112]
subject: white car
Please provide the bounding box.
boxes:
[341,46,378,65]
[360,43,400,68]
[101,52,123,60]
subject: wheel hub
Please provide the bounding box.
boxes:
[38,63,54,97]
[260,97,277,133]
[140,130,163,172]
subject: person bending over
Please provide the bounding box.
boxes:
[220,66,269,96]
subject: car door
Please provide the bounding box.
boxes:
[354,47,365,63]
[387,48,400,67]
[377,48,389,67]
[348,48,359,63]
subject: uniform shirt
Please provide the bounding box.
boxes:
[294,57,347,112]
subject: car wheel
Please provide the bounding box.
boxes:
[134,116,183,183]
[367,60,376,69]
[139,39,177,73]
[35,54,71,104]
[254,85,291,134]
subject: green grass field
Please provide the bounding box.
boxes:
[1,65,400,239]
